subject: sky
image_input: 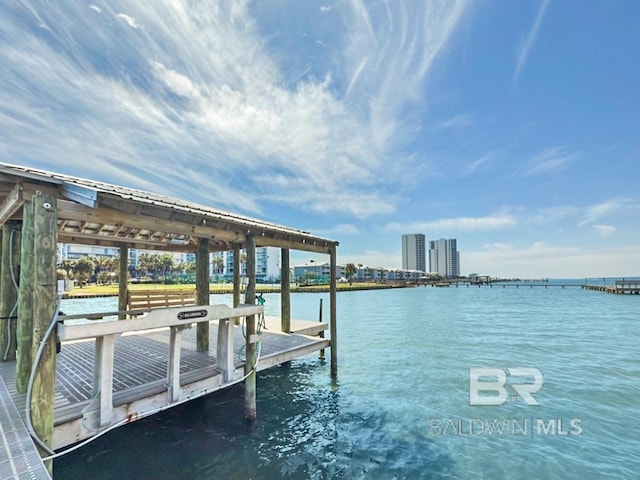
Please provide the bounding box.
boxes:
[1,0,639,278]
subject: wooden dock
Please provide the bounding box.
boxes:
[0,163,340,474]
[582,281,640,294]
[0,375,51,479]
[0,306,329,457]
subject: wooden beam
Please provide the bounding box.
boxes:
[280,248,290,333]
[244,234,257,420]
[57,232,201,252]
[196,238,210,352]
[0,183,25,226]
[256,235,336,254]
[58,199,246,244]
[57,231,169,247]
[57,304,264,340]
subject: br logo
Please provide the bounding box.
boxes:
[469,368,543,406]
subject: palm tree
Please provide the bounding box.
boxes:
[58,259,75,279]
[158,254,175,278]
[212,255,224,275]
[345,263,357,284]
[73,257,95,287]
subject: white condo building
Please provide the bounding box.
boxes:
[428,238,460,278]
[401,233,426,272]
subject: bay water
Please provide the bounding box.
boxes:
[54,281,639,479]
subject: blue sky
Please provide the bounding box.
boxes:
[1,1,638,277]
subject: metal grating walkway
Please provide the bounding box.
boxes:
[0,375,51,480]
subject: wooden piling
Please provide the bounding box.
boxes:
[118,244,128,320]
[196,238,210,352]
[244,234,257,420]
[232,243,241,325]
[0,220,21,362]
[329,246,338,379]
[31,193,57,470]
[280,248,290,333]
[318,298,325,360]
[16,202,34,392]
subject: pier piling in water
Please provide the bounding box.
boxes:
[244,234,257,420]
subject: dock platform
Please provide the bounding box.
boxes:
[0,375,51,479]
[0,312,329,460]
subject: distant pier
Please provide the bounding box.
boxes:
[582,281,640,295]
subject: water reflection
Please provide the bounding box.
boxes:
[55,359,453,479]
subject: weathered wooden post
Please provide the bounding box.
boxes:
[244,234,257,420]
[280,248,290,333]
[31,193,57,470]
[16,202,34,392]
[0,220,21,362]
[329,246,338,379]
[196,238,210,352]
[232,243,241,325]
[118,243,128,320]
[318,298,325,360]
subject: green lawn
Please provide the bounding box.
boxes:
[65,282,397,296]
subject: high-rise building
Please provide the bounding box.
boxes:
[401,234,426,272]
[429,238,460,277]
[220,246,281,282]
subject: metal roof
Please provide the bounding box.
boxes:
[0,162,338,253]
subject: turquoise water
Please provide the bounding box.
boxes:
[55,283,639,479]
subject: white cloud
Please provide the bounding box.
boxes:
[577,197,637,226]
[385,209,516,233]
[151,62,199,99]
[338,250,401,269]
[466,243,640,278]
[116,13,140,29]
[463,150,495,175]
[0,1,469,217]
[312,223,360,237]
[436,113,474,131]
[513,0,550,84]
[523,146,577,176]
[593,225,616,237]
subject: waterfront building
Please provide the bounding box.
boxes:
[401,234,426,272]
[429,238,460,278]
[220,246,281,283]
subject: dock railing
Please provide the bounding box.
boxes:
[56,303,263,431]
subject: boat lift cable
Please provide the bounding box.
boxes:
[34,300,266,461]
[25,295,62,456]
[238,294,265,362]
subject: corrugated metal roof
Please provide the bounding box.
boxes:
[0,162,338,253]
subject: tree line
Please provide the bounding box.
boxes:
[57,253,227,286]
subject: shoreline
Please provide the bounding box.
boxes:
[62,282,410,299]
